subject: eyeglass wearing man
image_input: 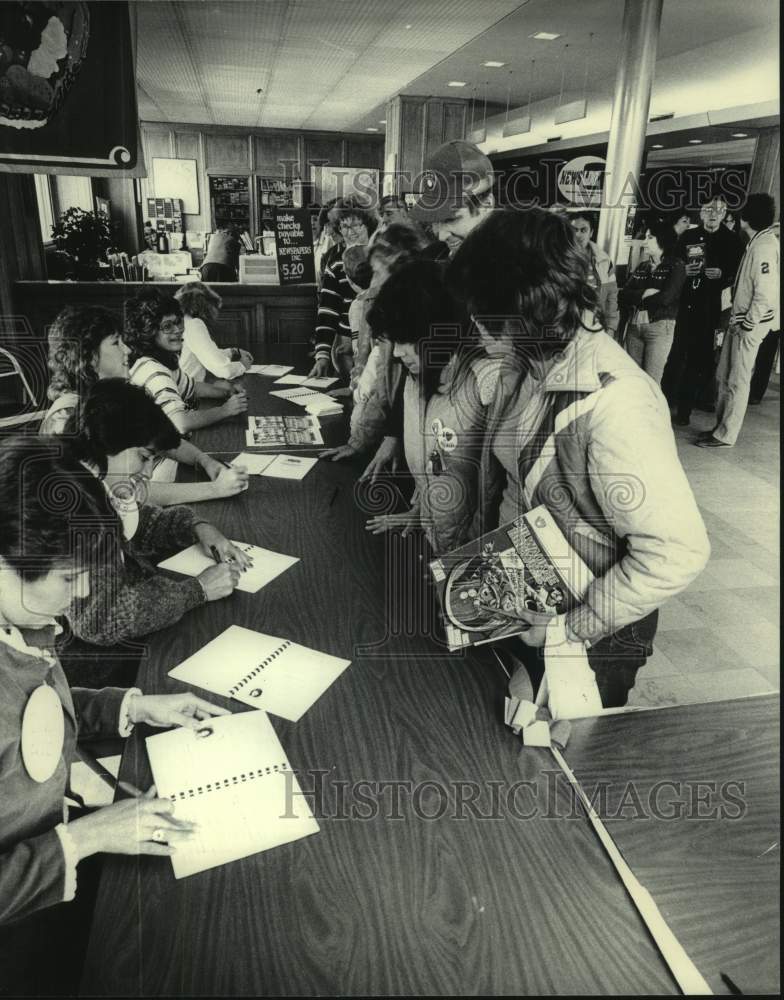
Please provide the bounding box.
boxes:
[661,194,744,427]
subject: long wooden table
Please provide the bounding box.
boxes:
[80,361,780,996]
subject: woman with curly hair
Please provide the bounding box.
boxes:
[42,304,247,503]
[124,287,248,438]
[175,281,253,381]
[447,207,710,707]
[309,196,378,378]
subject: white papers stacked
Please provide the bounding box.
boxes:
[158,541,299,593]
[269,387,343,415]
[273,374,339,389]
[248,364,294,376]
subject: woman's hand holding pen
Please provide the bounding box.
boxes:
[212,464,249,497]
[68,787,198,861]
[193,523,253,570]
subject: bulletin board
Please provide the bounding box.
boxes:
[152,157,200,214]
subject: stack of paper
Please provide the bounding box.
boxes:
[158,541,299,594]
[269,387,341,412]
[168,624,351,721]
[273,374,339,389]
[248,364,294,377]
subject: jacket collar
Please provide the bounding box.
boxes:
[542,315,605,393]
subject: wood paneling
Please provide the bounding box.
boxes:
[748,127,780,217]
[385,95,468,194]
[345,137,384,171]
[304,136,344,169]
[205,133,252,174]
[254,133,300,178]
[443,102,467,144]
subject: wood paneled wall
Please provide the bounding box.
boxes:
[139,121,385,245]
[747,127,780,219]
[384,95,468,194]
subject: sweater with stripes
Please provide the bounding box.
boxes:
[313,258,357,364]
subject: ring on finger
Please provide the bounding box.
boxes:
[151,828,168,844]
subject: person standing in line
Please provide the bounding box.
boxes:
[662,194,744,426]
[200,226,240,283]
[570,211,619,340]
[698,193,779,448]
[620,221,686,384]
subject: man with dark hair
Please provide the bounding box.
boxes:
[570,211,619,338]
[698,193,779,447]
[662,194,744,426]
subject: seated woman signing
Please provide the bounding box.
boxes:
[64,380,251,647]
[0,436,228,937]
[41,304,248,503]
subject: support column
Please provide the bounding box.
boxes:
[597,0,663,265]
[747,127,780,217]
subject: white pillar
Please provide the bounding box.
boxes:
[597,0,663,266]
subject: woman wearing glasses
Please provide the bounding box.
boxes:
[310,196,378,378]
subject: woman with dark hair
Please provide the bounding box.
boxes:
[0,435,228,993]
[125,288,248,442]
[447,207,710,707]
[65,379,250,647]
[620,219,687,383]
[42,304,247,504]
[310,196,379,378]
[363,259,501,554]
[175,281,253,381]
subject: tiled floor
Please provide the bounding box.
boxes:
[628,380,780,709]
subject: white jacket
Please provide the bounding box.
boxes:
[730,227,780,336]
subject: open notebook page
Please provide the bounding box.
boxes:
[157,541,299,594]
[146,711,319,879]
[168,624,351,722]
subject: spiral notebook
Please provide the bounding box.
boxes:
[146,710,319,879]
[168,625,351,721]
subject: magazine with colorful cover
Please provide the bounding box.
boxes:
[429,505,594,651]
[245,415,323,447]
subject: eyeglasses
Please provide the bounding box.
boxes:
[339,220,365,234]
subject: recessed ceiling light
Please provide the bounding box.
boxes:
[405,23,412,29]
[483,61,506,68]
[530,31,560,40]
[366,127,379,132]
[731,132,748,138]
[379,119,387,124]
[448,81,467,87]
[688,139,702,144]
[651,143,663,149]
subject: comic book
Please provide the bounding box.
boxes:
[429,505,594,651]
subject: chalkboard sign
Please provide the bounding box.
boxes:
[273,208,315,285]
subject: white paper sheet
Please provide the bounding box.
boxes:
[230,452,277,475]
[273,374,310,386]
[260,454,318,480]
[269,388,337,409]
[157,541,299,594]
[248,364,294,376]
[304,399,343,416]
[303,377,338,389]
[168,625,351,721]
[146,711,319,879]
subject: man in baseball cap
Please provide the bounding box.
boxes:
[410,140,495,256]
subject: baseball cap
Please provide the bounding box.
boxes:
[409,140,494,222]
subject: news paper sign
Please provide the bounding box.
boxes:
[273,208,315,285]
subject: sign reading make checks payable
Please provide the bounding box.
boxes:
[273,208,315,285]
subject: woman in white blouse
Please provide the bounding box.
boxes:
[175,281,253,381]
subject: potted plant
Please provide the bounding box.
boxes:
[51,207,117,280]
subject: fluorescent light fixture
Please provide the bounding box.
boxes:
[379,119,387,124]
[688,139,702,144]
[651,143,664,149]
[483,60,506,67]
[405,23,412,29]
[366,127,379,132]
[530,31,560,40]
[731,132,748,138]
[448,81,467,87]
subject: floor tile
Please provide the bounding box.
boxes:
[685,668,776,704]
[654,627,749,674]
[627,675,701,710]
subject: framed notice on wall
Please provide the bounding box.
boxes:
[152,158,200,214]
[0,1,141,176]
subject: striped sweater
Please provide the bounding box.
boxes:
[730,226,779,334]
[314,258,357,364]
[128,356,196,419]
